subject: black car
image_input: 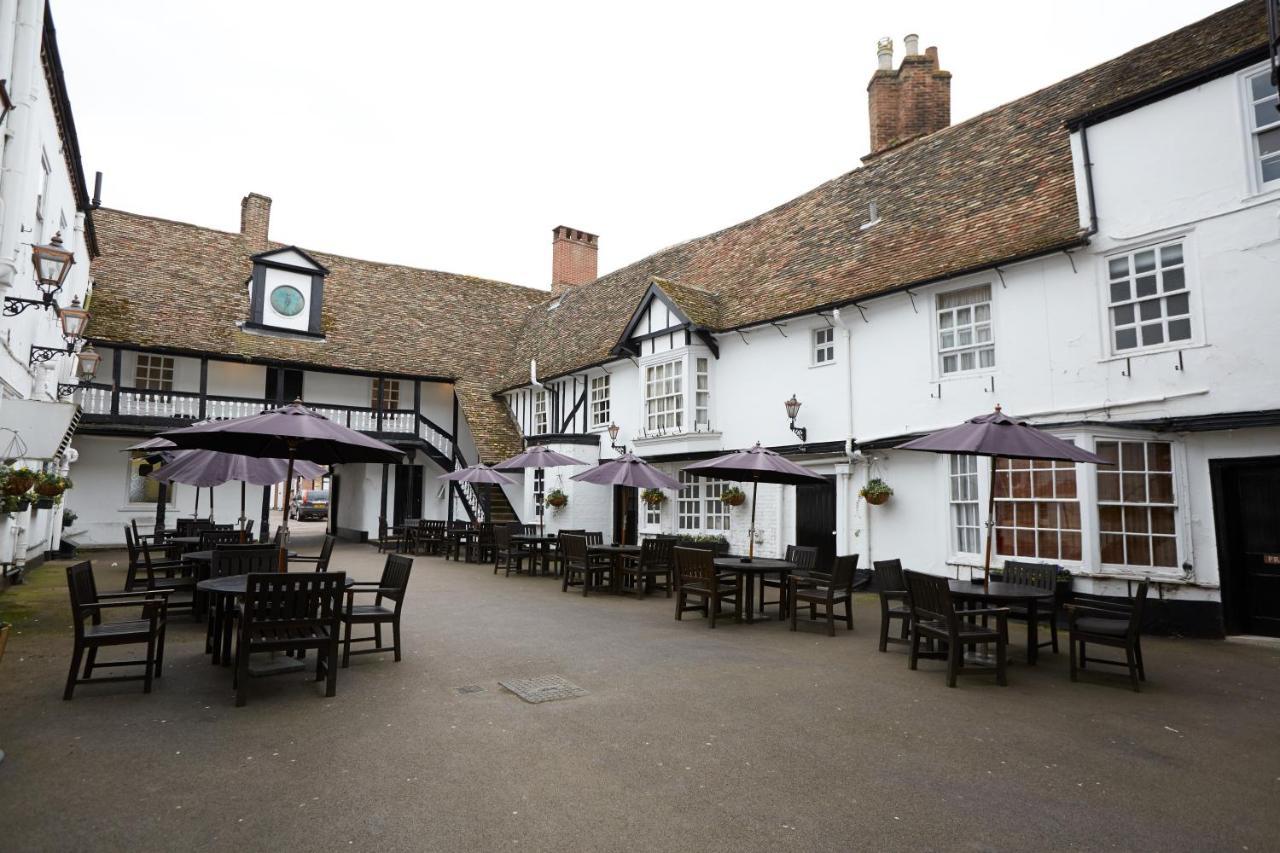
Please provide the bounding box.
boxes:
[291,489,329,521]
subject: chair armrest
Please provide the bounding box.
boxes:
[100,589,172,599]
[787,575,819,589]
[78,600,165,612]
[346,586,399,596]
[1066,603,1132,624]
[289,556,322,563]
[961,607,1010,619]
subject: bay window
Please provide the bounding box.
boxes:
[533,391,548,435]
[644,359,684,432]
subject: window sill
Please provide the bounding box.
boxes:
[809,360,837,370]
[239,322,326,342]
[1097,341,1209,364]
[930,368,996,385]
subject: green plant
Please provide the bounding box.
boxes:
[1,466,38,496]
[640,488,667,507]
[1,493,31,514]
[675,533,729,546]
[62,509,78,528]
[859,478,893,505]
[720,487,747,506]
[544,488,568,509]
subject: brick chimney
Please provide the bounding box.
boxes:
[551,225,598,296]
[240,193,272,252]
[866,35,951,158]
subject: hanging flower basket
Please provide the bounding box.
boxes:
[34,473,72,499]
[2,468,37,496]
[640,488,667,508]
[720,487,747,507]
[545,489,568,509]
[860,478,893,506]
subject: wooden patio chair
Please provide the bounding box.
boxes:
[762,544,817,616]
[874,558,911,652]
[560,534,605,595]
[674,546,740,628]
[63,561,169,700]
[493,525,532,576]
[207,547,281,664]
[339,554,413,667]
[291,534,337,571]
[233,572,345,707]
[904,570,1009,688]
[789,554,859,635]
[1068,581,1149,691]
[618,537,675,599]
[1001,559,1061,654]
[199,528,248,550]
[124,526,196,615]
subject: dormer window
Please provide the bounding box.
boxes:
[246,246,329,338]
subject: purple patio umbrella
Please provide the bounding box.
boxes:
[438,463,516,524]
[896,405,1109,591]
[571,452,681,543]
[682,443,826,561]
[160,400,403,567]
[150,451,325,529]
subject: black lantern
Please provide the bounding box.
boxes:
[31,232,74,303]
[75,344,100,381]
[59,295,89,344]
[784,394,807,443]
[607,422,625,456]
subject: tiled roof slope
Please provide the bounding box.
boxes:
[88,209,545,461]
[499,1,1267,388]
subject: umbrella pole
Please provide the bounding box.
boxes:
[193,487,200,519]
[239,481,247,531]
[209,486,215,521]
[748,478,758,561]
[279,451,296,573]
[982,455,997,593]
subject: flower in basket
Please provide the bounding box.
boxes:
[34,472,72,499]
[720,486,747,507]
[859,478,893,505]
[0,492,29,514]
[640,488,667,508]
[1,466,38,496]
[544,488,568,509]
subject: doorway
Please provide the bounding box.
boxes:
[265,367,304,404]
[393,464,424,524]
[1212,456,1280,637]
[613,486,638,545]
[796,475,837,572]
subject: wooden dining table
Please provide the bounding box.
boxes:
[712,557,798,624]
[195,573,352,667]
[513,534,560,575]
[587,544,641,593]
[948,579,1055,665]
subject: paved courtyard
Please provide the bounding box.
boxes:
[0,529,1277,852]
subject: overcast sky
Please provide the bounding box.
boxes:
[54,0,1231,290]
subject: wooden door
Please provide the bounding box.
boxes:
[613,486,638,545]
[796,475,837,572]
[393,465,424,524]
[1213,457,1280,636]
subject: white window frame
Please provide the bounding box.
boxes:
[638,347,713,436]
[133,354,175,392]
[811,326,836,367]
[644,357,685,433]
[532,391,548,436]
[1244,65,1280,191]
[677,470,730,532]
[126,452,175,507]
[532,467,545,520]
[589,374,611,429]
[693,357,710,429]
[948,455,981,556]
[1095,438,1180,572]
[371,378,401,411]
[36,149,51,229]
[1103,237,1195,357]
[992,454,1084,565]
[934,283,994,378]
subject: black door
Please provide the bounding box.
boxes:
[1212,457,1280,636]
[265,367,304,404]
[796,475,837,572]
[393,465,424,524]
[613,486,638,545]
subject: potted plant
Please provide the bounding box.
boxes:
[640,488,667,508]
[675,533,731,555]
[62,509,78,528]
[1,493,30,515]
[34,473,72,500]
[544,488,568,509]
[720,486,747,507]
[860,478,893,506]
[1,466,37,496]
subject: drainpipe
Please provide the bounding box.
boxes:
[1078,123,1100,237]
[0,0,42,290]
[833,308,858,557]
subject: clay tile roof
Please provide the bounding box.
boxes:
[651,278,724,330]
[87,208,545,462]
[500,1,1267,386]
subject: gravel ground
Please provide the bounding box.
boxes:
[1,528,1277,853]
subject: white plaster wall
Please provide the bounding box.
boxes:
[207,361,266,398]
[334,462,380,537]
[304,370,368,407]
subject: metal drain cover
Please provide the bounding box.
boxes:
[499,675,588,704]
[454,684,486,695]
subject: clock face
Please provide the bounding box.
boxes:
[270,285,306,317]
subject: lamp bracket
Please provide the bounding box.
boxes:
[28,344,71,366]
[789,422,807,443]
[56,383,79,399]
[3,296,50,317]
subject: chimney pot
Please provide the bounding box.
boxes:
[876,37,893,71]
[904,34,919,56]
[551,225,599,296]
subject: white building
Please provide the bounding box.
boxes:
[0,0,97,585]
[68,2,1277,636]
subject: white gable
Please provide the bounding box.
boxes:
[257,248,324,272]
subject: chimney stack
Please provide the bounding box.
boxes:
[866,35,951,158]
[240,193,272,251]
[551,225,598,296]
